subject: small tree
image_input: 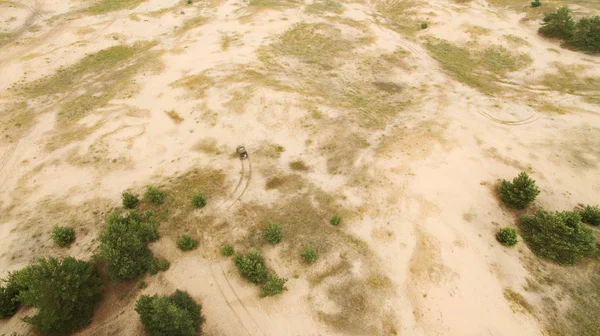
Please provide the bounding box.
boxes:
[99,211,159,282]
[531,0,541,7]
[51,226,75,247]
[260,274,288,297]
[567,16,600,53]
[498,172,540,209]
[300,245,318,263]
[0,283,20,319]
[135,290,203,336]
[233,250,269,284]
[539,7,575,40]
[122,191,139,209]
[191,192,206,209]
[496,227,518,247]
[176,234,199,251]
[7,257,104,334]
[144,186,166,205]
[520,210,596,265]
[580,205,600,226]
[330,213,341,226]
[221,244,234,256]
[263,221,282,244]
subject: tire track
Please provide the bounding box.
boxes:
[217,157,244,209]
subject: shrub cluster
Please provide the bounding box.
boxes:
[260,274,288,297]
[191,192,206,209]
[520,210,596,265]
[233,250,287,296]
[498,172,540,209]
[0,283,19,319]
[122,191,139,209]
[539,7,600,53]
[580,205,600,226]
[263,221,282,244]
[176,234,199,251]
[144,186,166,205]
[496,227,518,247]
[99,211,159,282]
[51,226,75,247]
[149,258,170,275]
[135,290,203,336]
[300,245,318,263]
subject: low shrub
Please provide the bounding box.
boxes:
[191,192,206,209]
[176,234,199,251]
[263,221,282,244]
[122,191,139,209]
[144,186,166,205]
[0,284,19,319]
[300,245,318,263]
[260,274,288,297]
[233,250,268,284]
[580,205,600,226]
[330,213,341,226]
[531,0,541,7]
[149,258,170,275]
[421,22,428,29]
[520,210,596,265]
[496,227,518,247]
[221,244,234,256]
[51,226,75,247]
[136,290,203,336]
[498,172,540,209]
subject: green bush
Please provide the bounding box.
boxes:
[496,227,518,247]
[233,250,269,284]
[191,192,206,209]
[122,191,139,209]
[51,226,75,247]
[99,211,159,282]
[580,205,600,226]
[300,245,318,263]
[176,234,199,251]
[520,210,596,265]
[263,221,282,244]
[567,16,600,53]
[539,7,575,40]
[498,172,540,209]
[144,186,166,205]
[149,258,170,275]
[135,290,203,336]
[260,274,288,297]
[421,22,428,29]
[531,0,541,7]
[221,244,234,256]
[330,213,341,226]
[6,257,104,334]
[0,283,20,319]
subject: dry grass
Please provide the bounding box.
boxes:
[87,0,145,14]
[170,70,214,99]
[503,34,531,47]
[177,16,209,35]
[321,132,369,174]
[223,87,254,113]
[376,0,420,36]
[503,288,534,314]
[540,64,600,96]
[256,142,286,159]
[220,32,241,51]
[0,101,35,143]
[165,110,184,124]
[192,138,224,155]
[463,24,491,37]
[289,159,310,171]
[305,0,345,14]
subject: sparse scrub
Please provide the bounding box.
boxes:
[520,210,596,265]
[233,250,269,284]
[496,227,518,246]
[51,226,75,247]
[99,211,159,282]
[221,244,234,256]
[136,290,203,336]
[498,172,540,209]
[5,257,103,334]
[289,159,309,171]
[263,221,282,244]
[144,186,166,205]
[580,205,600,226]
[260,274,288,297]
[330,213,341,226]
[177,234,199,251]
[191,192,206,209]
[301,245,318,263]
[122,191,139,209]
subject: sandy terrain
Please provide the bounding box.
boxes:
[0,0,599,335]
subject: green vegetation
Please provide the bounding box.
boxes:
[145,186,166,205]
[305,0,344,14]
[51,226,75,247]
[263,221,282,244]
[191,192,206,209]
[122,191,139,209]
[233,250,269,284]
[496,227,518,246]
[176,234,199,251]
[0,283,19,319]
[149,258,170,275]
[330,213,341,226]
[221,244,234,256]
[421,22,428,29]
[260,274,288,297]
[520,210,596,265]
[87,0,145,14]
[135,290,203,336]
[170,71,214,99]
[99,211,159,282]
[498,172,540,209]
[177,16,209,35]
[541,63,600,94]
[531,0,541,7]
[580,205,600,226]
[539,7,575,39]
[6,257,103,334]
[539,7,600,53]
[289,159,309,171]
[301,245,318,263]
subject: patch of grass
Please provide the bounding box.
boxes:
[177,16,209,35]
[330,213,341,226]
[305,0,344,14]
[301,244,318,263]
[220,32,241,51]
[87,0,146,15]
[257,142,285,159]
[463,24,491,37]
[192,138,223,155]
[289,159,309,171]
[223,87,254,113]
[170,70,214,99]
[191,192,206,209]
[321,132,369,174]
[165,110,184,124]
[541,63,600,96]
[503,288,533,314]
[0,102,35,143]
[504,34,531,46]
[221,244,234,256]
[376,0,420,35]
[481,45,532,75]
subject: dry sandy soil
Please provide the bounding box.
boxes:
[0,0,599,335]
